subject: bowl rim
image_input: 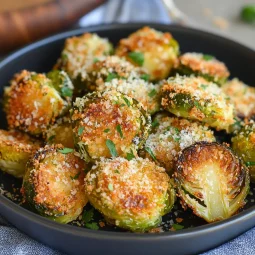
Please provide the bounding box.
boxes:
[0,22,254,240]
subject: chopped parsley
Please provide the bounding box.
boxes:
[104,128,110,133]
[128,51,144,66]
[106,139,118,157]
[172,223,184,230]
[202,54,214,61]
[126,150,135,161]
[85,222,99,230]
[145,147,157,161]
[148,89,157,98]
[200,84,208,90]
[108,183,114,191]
[106,72,119,82]
[152,120,159,128]
[114,169,120,174]
[78,126,84,136]
[61,87,73,97]
[70,172,80,180]
[140,73,150,81]
[194,101,203,111]
[116,124,123,138]
[58,148,74,154]
[82,208,94,223]
[48,135,56,142]
[93,58,99,63]
[246,161,255,167]
[123,97,131,107]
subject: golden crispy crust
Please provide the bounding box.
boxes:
[5,70,66,135]
[28,144,87,215]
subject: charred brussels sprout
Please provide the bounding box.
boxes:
[232,122,255,181]
[222,78,255,119]
[45,116,74,148]
[84,56,148,91]
[174,142,250,222]
[161,75,235,131]
[174,53,229,85]
[55,33,113,90]
[0,130,41,178]
[71,90,151,161]
[115,26,179,81]
[85,157,175,232]
[22,145,88,223]
[4,70,70,136]
[143,115,215,173]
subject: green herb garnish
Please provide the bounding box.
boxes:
[200,84,208,90]
[152,120,159,128]
[128,52,144,66]
[202,54,214,61]
[93,58,99,63]
[148,89,157,98]
[172,223,184,230]
[140,73,150,81]
[61,87,73,97]
[126,150,135,161]
[106,139,118,157]
[194,101,203,111]
[104,128,110,133]
[114,169,120,174]
[48,135,56,142]
[70,172,80,180]
[106,72,119,82]
[123,97,131,107]
[246,161,255,167]
[116,124,123,138]
[85,222,99,230]
[78,126,84,136]
[58,148,74,154]
[108,183,114,191]
[82,208,94,223]
[145,147,156,161]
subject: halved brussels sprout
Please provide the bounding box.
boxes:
[115,26,179,80]
[232,121,255,181]
[22,144,88,223]
[71,90,151,162]
[4,70,69,136]
[84,56,148,92]
[0,130,41,178]
[174,142,250,222]
[142,115,215,173]
[161,75,235,131]
[55,33,113,89]
[85,157,175,232]
[45,116,74,148]
[174,53,230,85]
[222,78,255,119]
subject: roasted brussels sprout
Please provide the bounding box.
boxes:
[174,53,229,85]
[45,116,74,148]
[115,26,179,80]
[174,142,250,222]
[4,70,69,136]
[22,144,88,223]
[0,130,41,178]
[55,33,113,88]
[84,56,148,91]
[222,78,255,119]
[232,122,255,181]
[71,90,151,161]
[161,75,235,131]
[85,157,175,232]
[143,115,215,173]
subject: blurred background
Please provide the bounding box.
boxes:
[0,0,254,54]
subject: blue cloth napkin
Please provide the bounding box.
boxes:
[0,0,254,254]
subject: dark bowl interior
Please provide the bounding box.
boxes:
[0,23,254,255]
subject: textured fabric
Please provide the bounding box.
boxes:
[0,0,254,254]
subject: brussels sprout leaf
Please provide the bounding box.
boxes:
[128,52,144,66]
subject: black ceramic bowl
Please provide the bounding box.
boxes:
[0,23,254,255]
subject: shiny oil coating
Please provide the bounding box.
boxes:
[71,90,151,161]
[85,157,175,232]
[22,144,88,223]
[4,70,67,136]
[115,26,179,80]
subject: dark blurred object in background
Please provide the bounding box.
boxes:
[0,0,105,53]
